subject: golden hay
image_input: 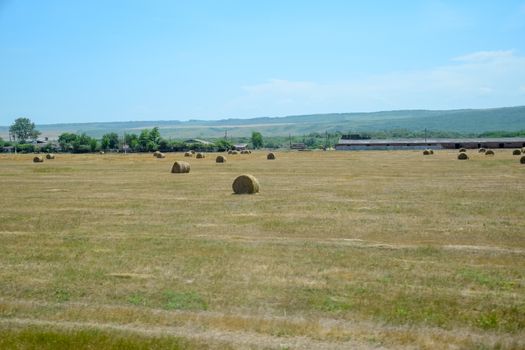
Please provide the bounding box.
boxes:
[33,156,44,163]
[423,150,430,155]
[241,150,250,154]
[478,148,486,153]
[232,174,260,194]
[171,161,190,173]
[485,150,495,156]
[196,152,205,159]
[45,153,55,159]
[521,156,525,164]
[227,150,233,154]
[459,148,467,153]
[184,152,192,157]
[512,149,521,155]
[267,152,276,160]
[190,150,196,154]
[216,155,227,163]
[155,152,166,158]
[429,150,434,154]
[153,151,161,157]
[231,150,239,155]
[457,153,469,160]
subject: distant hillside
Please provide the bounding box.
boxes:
[1,106,524,139]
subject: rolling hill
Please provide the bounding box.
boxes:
[1,106,524,139]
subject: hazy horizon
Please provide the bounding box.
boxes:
[1,1,525,125]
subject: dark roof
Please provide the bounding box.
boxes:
[337,137,525,145]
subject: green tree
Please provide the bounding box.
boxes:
[9,117,41,142]
[251,131,263,149]
[101,132,119,150]
[58,132,78,151]
[138,129,151,150]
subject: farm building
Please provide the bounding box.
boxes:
[233,144,248,151]
[335,137,525,150]
[291,143,306,150]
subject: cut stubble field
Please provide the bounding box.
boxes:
[0,150,523,349]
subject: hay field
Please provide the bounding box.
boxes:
[0,150,524,349]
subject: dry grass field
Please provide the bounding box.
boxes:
[0,150,524,349]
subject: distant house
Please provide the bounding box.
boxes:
[291,143,306,150]
[2,146,14,153]
[233,144,248,151]
[184,138,213,145]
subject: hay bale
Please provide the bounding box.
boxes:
[45,153,55,159]
[33,156,44,163]
[429,150,434,155]
[478,148,486,153]
[521,156,525,164]
[267,152,276,160]
[423,150,431,155]
[184,152,192,157]
[485,150,495,156]
[459,148,467,153]
[216,155,227,163]
[171,161,190,173]
[156,152,166,158]
[512,149,521,155]
[196,152,205,159]
[153,151,161,157]
[232,174,259,194]
[231,150,239,155]
[99,151,105,154]
[227,150,233,154]
[457,153,469,160]
[190,150,196,154]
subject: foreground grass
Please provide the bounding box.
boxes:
[0,150,524,349]
[0,324,213,350]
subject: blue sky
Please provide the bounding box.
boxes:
[1,0,525,125]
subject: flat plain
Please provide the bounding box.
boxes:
[0,150,524,349]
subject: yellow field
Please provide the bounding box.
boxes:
[0,150,524,349]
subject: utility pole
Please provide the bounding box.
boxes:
[289,133,292,149]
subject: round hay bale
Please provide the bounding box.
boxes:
[240,150,248,154]
[99,151,105,154]
[196,152,205,159]
[267,152,276,160]
[227,150,233,154]
[190,150,196,154]
[423,150,430,155]
[216,155,227,163]
[231,150,239,155]
[512,149,521,155]
[45,153,55,159]
[171,161,190,173]
[485,149,495,156]
[478,148,486,153]
[232,174,259,194]
[156,152,166,158]
[33,156,44,163]
[520,156,525,164]
[429,150,434,154]
[153,151,161,157]
[459,148,467,153]
[184,152,192,157]
[457,153,469,160]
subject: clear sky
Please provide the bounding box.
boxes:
[1,0,525,125]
